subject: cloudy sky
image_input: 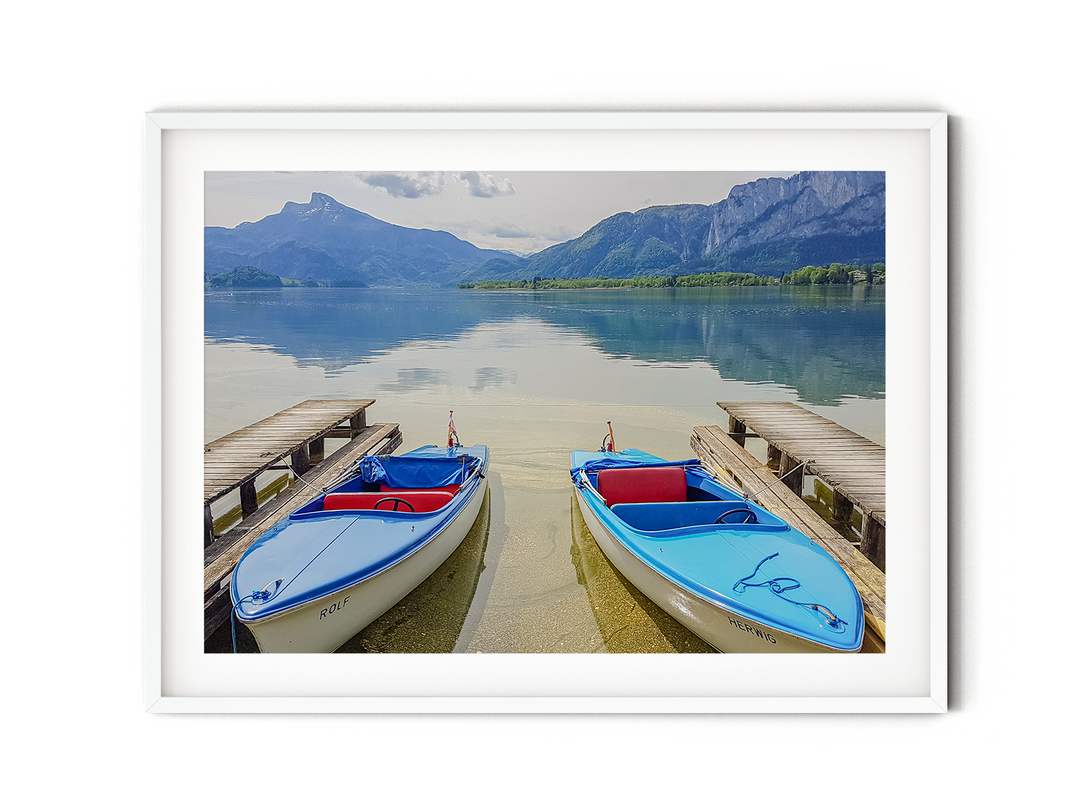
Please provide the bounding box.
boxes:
[205,170,794,255]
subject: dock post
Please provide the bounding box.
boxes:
[239,480,258,517]
[728,415,747,446]
[350,410,367,436]
[309,436,325,465]
[779,452,805,495]
[767,444,781,470]
[863,516,886,572]
[833,492,854,529]
[291,443,311,475]
[204,505,215,547]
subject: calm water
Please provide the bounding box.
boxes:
[205,285,885,653]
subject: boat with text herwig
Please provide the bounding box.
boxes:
[230,415,488,653]
[570,426,863,653]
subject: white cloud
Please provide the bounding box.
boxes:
[356,171,448,198]
[356,171,515,199]
[453,171,515,198]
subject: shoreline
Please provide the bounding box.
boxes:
[460,280,884,292]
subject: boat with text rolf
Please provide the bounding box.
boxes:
[231,431,488,653]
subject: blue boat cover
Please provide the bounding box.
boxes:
[360,448,481,489]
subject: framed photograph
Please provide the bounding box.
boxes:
[141,111,946,712]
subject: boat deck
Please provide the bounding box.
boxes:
[203,401,402,642]
[691,424,886,652]
[718,401,886,571]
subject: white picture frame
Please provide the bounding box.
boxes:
[107,57,1028,760]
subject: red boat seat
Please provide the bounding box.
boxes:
[322,490,454,513]
[597,466,686,505]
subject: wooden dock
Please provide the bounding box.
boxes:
[203,399,402,642]
[205,399,380,546]
[718,401,886,571]
[691,424,886,652]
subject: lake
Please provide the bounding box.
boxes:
[204,285,885,653]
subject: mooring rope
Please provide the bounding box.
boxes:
[231,579,287,653]
[280,455,331,495]
[733,553,846,629]
[230,593,261,654]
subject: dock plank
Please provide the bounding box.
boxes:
[203,399,374,506]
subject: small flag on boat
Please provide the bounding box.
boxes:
[448,411,460,447]
[601,421,615,452]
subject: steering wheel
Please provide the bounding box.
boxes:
[374,497,415,512]
[714,507,758,525]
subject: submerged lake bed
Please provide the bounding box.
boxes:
[205,285,885,653]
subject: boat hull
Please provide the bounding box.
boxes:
[232,444,489,653]
[242,476,488,653]
[571,449,863,654]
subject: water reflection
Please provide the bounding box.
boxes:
[205,286,884,405]
[471,366,518,391]
[382,367,452,391]
[569,496,715,653]
[337,487,492,653]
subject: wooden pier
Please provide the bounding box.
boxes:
[203,399,402,642]
[718,401,886,572]
[205,399,380,546]
[691,423,886,652]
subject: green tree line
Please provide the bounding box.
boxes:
[205,266,284,288]
[780,263,886,285]
[204,266,356,288]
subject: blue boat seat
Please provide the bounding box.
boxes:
[610,500,785,531]
[598,466,686,505]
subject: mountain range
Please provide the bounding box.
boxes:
[205,171,885,287]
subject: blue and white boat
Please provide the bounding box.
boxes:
[571,446,864,653]
[231,442,489,653]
